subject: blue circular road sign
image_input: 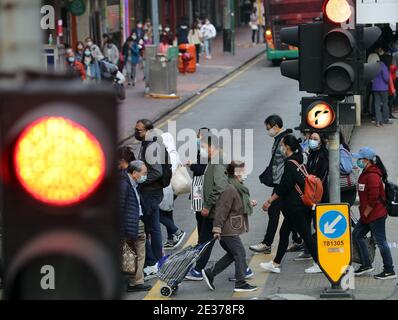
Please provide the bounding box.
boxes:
[319,210,347,239]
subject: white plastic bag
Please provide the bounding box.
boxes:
[159,185,174,211]
[171,165,192,195]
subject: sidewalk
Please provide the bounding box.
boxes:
[260,116,398,300]
[118,27,266,141]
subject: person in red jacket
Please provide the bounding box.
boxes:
[352,147,396,280]
[66,52,86,81]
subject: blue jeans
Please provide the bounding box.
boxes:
[159,209,178,240]
[204,39,212,57]
[141,193,163,267]
[374,91,389,124]
[353,216,394,273]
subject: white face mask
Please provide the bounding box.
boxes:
[267,127,277,137]
[165,27,170,32]
[200,147,209,159]
[240,174,248,182]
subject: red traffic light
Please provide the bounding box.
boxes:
[13,116,106,206]
[323,0,352,24]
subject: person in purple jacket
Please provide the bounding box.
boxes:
[372,53,393,127]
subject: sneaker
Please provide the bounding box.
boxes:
[294,252,312,261]
[173,230,186,248]
[384,120,393,124]
[163,240,175,250]
[305,263,322,274]
[126,283,152,292]
[259,261,281,273]
[249,243,271,254]
[374,271,397,280]
[354,265,375,276]
[234,283,257,292]
[185,268,203,281]
[202,269,215,291]
[228,268,254,282]
[286,242,304,252]
[389,115,398,120]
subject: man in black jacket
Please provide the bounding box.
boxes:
[134,119,165,280]
[251,115,302,254]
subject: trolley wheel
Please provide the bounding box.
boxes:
[160,285,173,297]
[172,285,179,293]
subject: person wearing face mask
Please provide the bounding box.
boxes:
[134,21,145,40]
[260,135,321,275]
[352,147,396,280]
[123,36,140,87]
[134,119,167,280]
[293,132,329,261]
[186,128,210,241]
[75,41,85,62]
[85,37,104,61]
[120,160,152,292]
[252,115,296,254]
[186,133,229,281]
[65,52,86,81]
[202,161,257,293]
[176,17,190,45]
[104,39,119,65]
[82,47,101,84]
[200,18,217,59]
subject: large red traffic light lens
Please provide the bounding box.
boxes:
[323,0,352,24]
[306,102,336,130]
[13,116,106,206]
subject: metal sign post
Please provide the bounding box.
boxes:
[316,203,354,299]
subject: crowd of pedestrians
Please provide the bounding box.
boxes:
[118,108,397,294]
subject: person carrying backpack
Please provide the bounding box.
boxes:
[134,119,171,280]
[251,115,297,254]
[260,135,322,275]
[352,147,396,280]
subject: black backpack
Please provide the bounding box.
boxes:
[384,180,398,217]
[142,138,172,188]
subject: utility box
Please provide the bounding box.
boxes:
[149,55,177,95]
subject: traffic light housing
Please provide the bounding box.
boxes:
[280,0,381,96]
[300,96,338,133]
[0,77,122,299]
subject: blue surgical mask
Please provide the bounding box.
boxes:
[68,57,75,63]
[309,139,320,150]
[138,175,147,184]
[196,138,201,148]
[357,159,366,169]
[84,50,91,56]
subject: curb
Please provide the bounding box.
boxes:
[119,49,266,145]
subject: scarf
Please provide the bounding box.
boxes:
[229,177,253,215]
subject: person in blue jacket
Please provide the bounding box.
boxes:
[120,160,152,292]
[82,47,101,84]
[123,36,141,87]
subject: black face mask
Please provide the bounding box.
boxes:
[134,131,144,141]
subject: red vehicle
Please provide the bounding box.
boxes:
[265,0,323,64]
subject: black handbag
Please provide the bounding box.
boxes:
[384,181,398,217]
[259,165,274,187]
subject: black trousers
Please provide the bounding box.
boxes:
[274,207,318,265]
[194,214,215,271]
[195,44,200,63]
[262,191,282,246]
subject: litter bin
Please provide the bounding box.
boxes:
[178,44,196,73]
[149,55,177,95]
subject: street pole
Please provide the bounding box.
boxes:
[328,128,341,203]
[151,0,160,46]
[231,0,235,56]
[0,0,43,75]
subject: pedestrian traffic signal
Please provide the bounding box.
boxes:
[0,77,122,299]
[300,96,338,133]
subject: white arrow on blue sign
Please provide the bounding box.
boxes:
[319,210,348,239]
